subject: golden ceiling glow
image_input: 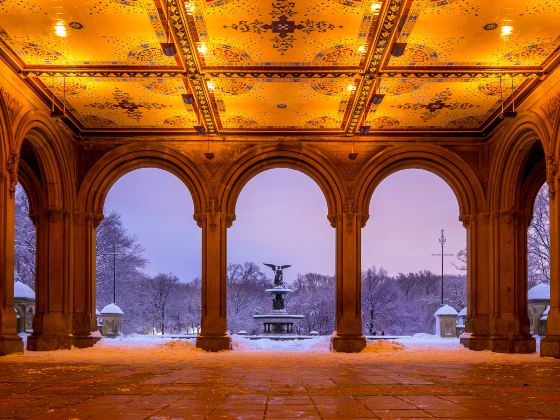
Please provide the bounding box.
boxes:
[0,0,558,135]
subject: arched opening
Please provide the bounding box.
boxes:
[362,169,467,343]
[13,138,48,340]
[517,141,549,340]
[13,183,36,335]
[227,168,335,347]
[527,182,550,337]
[96,168,201,338]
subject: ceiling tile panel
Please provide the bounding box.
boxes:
[190,0,379,68]
[0,0,178,66]
[365,76,532,130]
[389,0,560,68]
[38,76,198,129]
[208,75,358,130]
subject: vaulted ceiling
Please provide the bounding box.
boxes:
[0,0,558,137]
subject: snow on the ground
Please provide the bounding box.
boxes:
[94,333,192,348]
[1,333,554,366]
[232,335,330,352]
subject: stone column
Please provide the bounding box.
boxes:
[27,207,74,350]
[0,171,24,355]
[330,198,366,352]
[541,166,560,357]
[461,210,535,353]
[489,208,535,352]
[71,212,102,348]
[460,213,491,347]
[196,198,231,351]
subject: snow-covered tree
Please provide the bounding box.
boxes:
[140,273,179,335]
[528,183,550,287]
[14,184,36,287]
[361,267,402,335]
[227,262,268,334]
[96,211,147,308]
[290,273,335,334]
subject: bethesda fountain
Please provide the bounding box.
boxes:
[253,263,304,334]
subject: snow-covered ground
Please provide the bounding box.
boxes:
[86,333,461,353]
[5,333,551,366]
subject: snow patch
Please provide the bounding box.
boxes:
[14,281,34,299]
[363,340,404,352]
[100,303,124,315]
[528,283,550,301]
[434,304,458,316]
[158,340,199,352]
[232,335,330,352]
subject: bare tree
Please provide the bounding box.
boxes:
[291,273,335,334]
[96,211,147,307]
[453,249,467,271]
[362,267,403,335]
[227,262,268,333]
[528,183,550,286]
[140,273,179,335]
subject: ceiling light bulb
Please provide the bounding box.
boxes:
[54,21,67,37]
[347,84,356,92]
[206,81,215,91]
[197,43,207,54]
[370,2,382,14]
[358,45,367,54]
[501,25,513,37]
[185,1,195,15]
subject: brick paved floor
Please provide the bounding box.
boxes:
[1,340,560,419]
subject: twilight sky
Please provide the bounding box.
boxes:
[104,168,466,282]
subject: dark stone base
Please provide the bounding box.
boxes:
[460,333,536,353]
[0,335,24,356]
[196,334,231,352]
[27,334,74,351]
[540,335,560,358]
[72,332,102,349]
[331,334,366,353]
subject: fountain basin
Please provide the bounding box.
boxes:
[253,314,304,334]
[265,287,293,295]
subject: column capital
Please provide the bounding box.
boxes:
[493,208,524,224]
[73,211,104,227]
[459,212,490,227]
[29,207,72,227]
[225,213,236,228]
[7,151,18,194]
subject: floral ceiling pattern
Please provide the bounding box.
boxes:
[0,0,558,134]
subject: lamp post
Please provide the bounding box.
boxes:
[432,229,453,305]
[107,243,123,304]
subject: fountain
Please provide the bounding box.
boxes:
[253,263,304,334]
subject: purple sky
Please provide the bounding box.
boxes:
[104,168,465,282]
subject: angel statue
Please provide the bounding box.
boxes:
[263,263,291,287]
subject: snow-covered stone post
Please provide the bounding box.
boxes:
[100,303,123,337]
[528,283,550,336]
[434,304,458,338]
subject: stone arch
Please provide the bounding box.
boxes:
[12,112,74,210]
[356,145,486,224]
[489,123,547,213]
[0,93,12,176]
[16,159,45,219]
[220,145,343,225]
[78,144,207,223]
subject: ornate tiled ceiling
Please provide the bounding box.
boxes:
[0,0,559,136]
